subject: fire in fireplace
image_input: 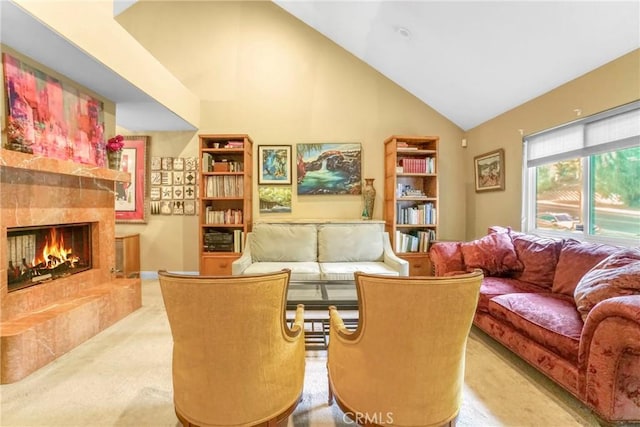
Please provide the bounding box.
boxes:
[7,223,92,292]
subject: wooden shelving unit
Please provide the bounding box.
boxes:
[198,134,253,275]
[383,135,439,276]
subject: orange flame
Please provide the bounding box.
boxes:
[32,228,80,269]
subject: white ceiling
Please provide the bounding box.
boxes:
[1,1,638,132]
[274,0,640,130]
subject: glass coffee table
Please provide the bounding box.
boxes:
[287,281,359,350]
[286,280,358,310]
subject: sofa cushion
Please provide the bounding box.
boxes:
[477,277,549,313]
[552,240,618,295]
[243,261,321,282]
[319,262,400,281]
[574,248,640,321]
[488,293,583,363]
[429,242,465,275]
[512,234,563,288]
[460,232,522,276]
[317,224,383,262]
[250,224,317,262]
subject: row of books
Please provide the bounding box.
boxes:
[394,230,435,253]
[398,157,436,174]
[203,230,244,252]
[204,175,244,197]
[201,153,243,172]
[397,203,437,225]
[204,208,243,225]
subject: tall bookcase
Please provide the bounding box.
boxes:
[199,134,253,275]
[383,135,439,276]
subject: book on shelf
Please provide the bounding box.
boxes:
[396,202,436,225]
[396,142,418,150]
[394,229,435,253]
[398,157,435,174]
[225,140,244,149]
[205,175,244,197]
[204,207,243,224]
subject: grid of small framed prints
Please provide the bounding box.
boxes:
[149,156,198,215]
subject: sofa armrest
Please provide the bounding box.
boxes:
[579,295,640,423]
[231,233,253,275]
[382,233,409,276]
[429,241,464,276]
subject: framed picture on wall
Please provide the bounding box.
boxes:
[116,136,150,223]
[296,143,362,195]
[473,148,505,193]
[257,145,292,184]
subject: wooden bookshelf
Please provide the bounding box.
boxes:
[383,135,439,276]
[198,134,253,275]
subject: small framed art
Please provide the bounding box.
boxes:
[115,136,150,223]
[258,145,292,185]
[474,148,505,193]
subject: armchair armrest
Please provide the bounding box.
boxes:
[231,233,254,275]
[286,304,305,340]
[579,295,640,423]
[429,241,464,276]
[382,232,409,276]
[328,305,357,341]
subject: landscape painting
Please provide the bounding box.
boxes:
[296,143,362,195]
[258,186,292,213]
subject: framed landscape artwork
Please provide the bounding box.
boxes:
[258,145,292,184]
[474,148,505,193]
[258,186,292,213]
[116,136,150,223]
[296,143,362,195]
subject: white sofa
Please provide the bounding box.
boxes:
[232,221,409,281]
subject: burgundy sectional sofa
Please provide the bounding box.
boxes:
[429,227,640,425]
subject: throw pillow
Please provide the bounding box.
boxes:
[512,234,563,288]
[552,239,618,295]
[574,248,640,321]
[460,232,522,276]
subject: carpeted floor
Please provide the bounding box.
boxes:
[0,280,600,427]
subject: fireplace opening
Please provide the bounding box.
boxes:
[7,223,93,292]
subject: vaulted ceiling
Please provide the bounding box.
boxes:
[1,1,638,131]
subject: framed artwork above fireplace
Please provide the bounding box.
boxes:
[115,136,150,223]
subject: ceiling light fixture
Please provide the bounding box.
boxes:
[395,26,411,39]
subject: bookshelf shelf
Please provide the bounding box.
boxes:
[384,135,439,276]
[198,134,253,274]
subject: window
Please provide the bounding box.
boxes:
[523,102,640,246]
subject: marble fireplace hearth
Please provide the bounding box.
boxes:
[0,149,142,384]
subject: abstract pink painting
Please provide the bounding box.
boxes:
[3,53,106,166]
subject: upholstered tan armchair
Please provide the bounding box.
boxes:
[158,269,305,427]
[327,270,483,427]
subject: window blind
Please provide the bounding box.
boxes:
[525,101,640,167]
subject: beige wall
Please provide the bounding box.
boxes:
[15,0,200,128]
[116,1,466,273]
[463,49,640,240]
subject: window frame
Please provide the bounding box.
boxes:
[522,101,640,247]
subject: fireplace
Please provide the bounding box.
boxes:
[7,223,92,292]
[1,148,142,384]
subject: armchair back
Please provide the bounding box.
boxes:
[158,269,305,426]
[327,270,483,426]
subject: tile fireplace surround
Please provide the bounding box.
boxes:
[0,149,142,384]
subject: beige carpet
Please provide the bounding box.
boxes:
[0,280,600,427]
